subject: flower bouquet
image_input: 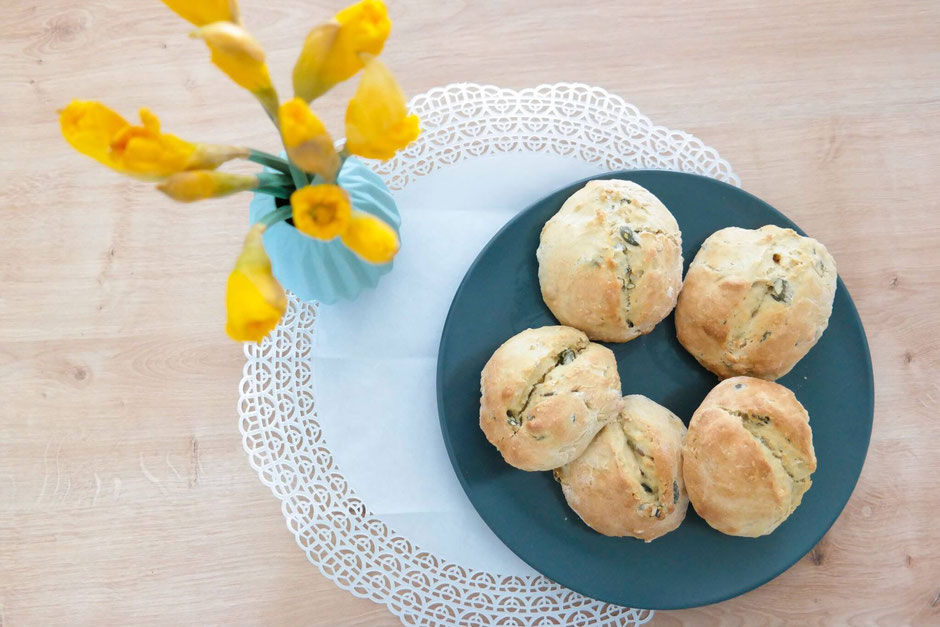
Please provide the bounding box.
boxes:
[59,0,419,342]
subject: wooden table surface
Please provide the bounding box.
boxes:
[2,0,938,624]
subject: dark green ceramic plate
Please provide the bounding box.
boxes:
[436,170,873,610]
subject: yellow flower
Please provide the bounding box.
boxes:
[193,22,270,92]
[341,211,399,264]
[278,98,340,180]
[59,101,247,179]
[193,22,278,118]
[107,109,195,176]
[161,0,239,26]
[157,170,258,202]
[292,0,391,102]
[59,99,129,166]
[345,56,420,160]
[290,184,352,240]
[226,223,287,343]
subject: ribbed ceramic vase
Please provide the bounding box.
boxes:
[248,157,401,304]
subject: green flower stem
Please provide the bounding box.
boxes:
[287,162,308,190]
[252,172,294,199]
[256,172,293,188]
[247,149,291,174]
[259,205,292,227]
[254,186,291,199]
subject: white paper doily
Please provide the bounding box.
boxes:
[239,83,738,626]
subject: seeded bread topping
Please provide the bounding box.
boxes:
[682,376,817,537]
[675,225,837,380]
[537,180,683,342]
[554,395,689,542]
[479,326,623,471]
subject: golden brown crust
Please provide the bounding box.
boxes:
[675,225,837,380]
[537,180,683,342]
[682,377,817,537]
[555,395,688,541]
[479,326,623,471]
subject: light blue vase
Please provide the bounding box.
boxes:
[248,157,400,304]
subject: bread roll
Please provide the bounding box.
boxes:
[682,376,816,537]
[555,395,688,541]
[537,179,683,342]
[676,225,837,380]
[479,326,622,471]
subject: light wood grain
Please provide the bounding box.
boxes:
[1,0,938,624]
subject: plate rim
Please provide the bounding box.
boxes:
[435,168,874,610]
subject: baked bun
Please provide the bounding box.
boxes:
[555,395,688,541]
[479,326,622,471]
[682,377,816,537]
[537,179,683,342]
[676,225,837,380]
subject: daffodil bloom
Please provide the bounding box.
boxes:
[341,211,399,264]
[157,170,259,202]
[161,0,239,26]
[278,98,340,180]
[290,184,352,240]
[193,22,278,119]
[59,99,128,166]
[292,0,391,101]
[226,223,287,343]
[345,56,420,160]
[60,100,247,179]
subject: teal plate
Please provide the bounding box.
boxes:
[436,170,873,610]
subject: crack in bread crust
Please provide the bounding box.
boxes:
[604,190,680,330]
[611,232,636,321]
[505,343,588,433]
[718,405,811,519]
[628,454,664,518]
[726,281,774,361]
[618,425,667,519]
[712,406,796,528]
[718,407,794,477]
